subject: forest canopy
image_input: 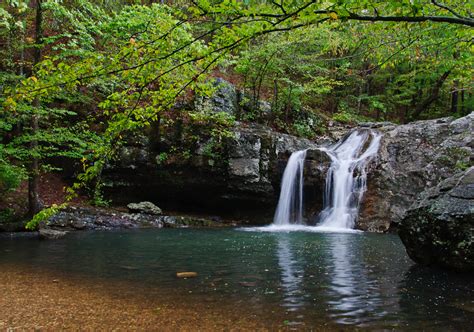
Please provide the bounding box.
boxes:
[0,0,472,220]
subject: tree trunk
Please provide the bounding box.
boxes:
[460,89,465,115]
[285,85,292,123]
[28,0,43,216]
[412,70,450,120]
[451,84,458,114]
[272,79,278,113]
[28,112,40,216]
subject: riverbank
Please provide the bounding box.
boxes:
[0,204,241,237]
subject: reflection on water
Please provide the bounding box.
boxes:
[327,234,367,323]
[325,234,389,326]
[273,233,396,327]
[0,229,473,330]
[275,236,306,312]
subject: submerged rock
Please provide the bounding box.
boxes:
[176,272,198,278]
[127,201,162,215]
[39,229,68,240]
[399,167,474,271]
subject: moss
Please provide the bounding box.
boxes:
[455,160,471,171]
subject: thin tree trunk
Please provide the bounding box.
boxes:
[285,85,292,123]
[272,78,278,112]
[451,81,459,114]
[28,0,43,216]
[28,111,40,216]
[412,70,450,120]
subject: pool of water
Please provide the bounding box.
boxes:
[1,228,473,329]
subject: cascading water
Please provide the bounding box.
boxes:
[317,130,381,230]
[269,129,381,231]
[273,150,307,226]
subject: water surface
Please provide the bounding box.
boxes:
[1,228,472,329]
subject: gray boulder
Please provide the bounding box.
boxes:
[399,167,474,271]
[127,201,162,215]
[194,78,239,116]
[359,113,473,232]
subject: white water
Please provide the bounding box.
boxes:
[317,130,381,229]
[261,129,381,233]
[273,150,307,226]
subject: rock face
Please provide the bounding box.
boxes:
[358,113,473,232]
[104,123,331,223]
[194,78,239,116]
[398,167,474,271]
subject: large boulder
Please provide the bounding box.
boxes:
[398,167,474,271]
[127,201,162,215]
[358,113,473,232]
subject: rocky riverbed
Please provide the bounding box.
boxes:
[0,265,285,331]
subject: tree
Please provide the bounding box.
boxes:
[2,2,217,219]
[1,0,471,224]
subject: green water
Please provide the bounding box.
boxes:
[1,228,473,329]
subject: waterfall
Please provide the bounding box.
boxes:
[273,150,307,226]
[267,129,380,231]
[317,130,381,229]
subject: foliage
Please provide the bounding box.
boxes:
[161,107,236,165]
[332,110,370,125]
[0,208,15,223]
[229,11,472,124]
[0,157,27,194]
[25,203,67,230]
[0,0,472,221]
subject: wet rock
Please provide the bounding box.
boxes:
[127,201,162,215]
[160,215,227,228]
[358,121,396,128]
[304,149,332,185]
[399,167,474,271]
[359,113,473,232]
[228,158,260,181]
[39,229,68,240]
[46,206,162,230]
[45,206,232,231]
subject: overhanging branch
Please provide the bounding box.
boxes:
[345,12,474,27]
